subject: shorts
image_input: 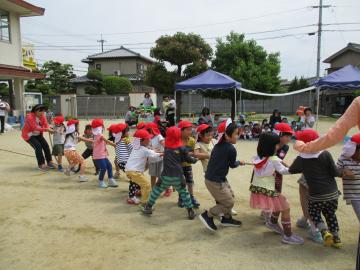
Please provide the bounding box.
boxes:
[182,166,194,185]
[149,160,163,178]
[52,144,64,156]
[297,174,308,189]
[64,150,84,164]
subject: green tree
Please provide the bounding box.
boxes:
[84,69,105,95]
[87,69,103,81]
[144,62,176,94]
[0,83,9,97]
[288,76,309,92]
[150,32,212,119]
[103,76,132,95]
[25,61,76,95]
[298,76,309,89]
[183,60,209,79]
[211,32,281,118]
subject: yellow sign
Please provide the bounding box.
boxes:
[22,44,37,70]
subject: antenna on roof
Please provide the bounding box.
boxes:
[97,34,106,52]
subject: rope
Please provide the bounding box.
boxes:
[239,86,316,97]
[0,148,35,158]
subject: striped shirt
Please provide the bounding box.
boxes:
[337,154,360,204]
[116,137,133,165]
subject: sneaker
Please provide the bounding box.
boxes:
[164,188,173,197]
[321,230,334,247]
[282,234,304,245]
[220,216,242,227]
[47,162,56,169]
[199,211,217,232]
[135,190,142,197]
[127,197,140,205]
[57,165,64,172]
[108,178,118,188]
[187,208,196,220]
[98,181,108,189]
[231,208,237,216]
[64,168,71,176]
[265,222,283,235]
[178,197,184,208]
[332,235,343,249]
[79,175,88,182]
[296,217,310,230]
[307,229,323,244]
[38,165,48,172]
[141,203,153,215]
[191,195,200,208]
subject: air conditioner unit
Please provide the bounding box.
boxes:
[114,70,121,76]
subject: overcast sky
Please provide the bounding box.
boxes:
[21,0,360,80]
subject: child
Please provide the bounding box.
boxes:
[146,122,172,196]
[289,129,341,248]
[125,129,161,205]
[142,126,198,219]
[79,124,99,175]
[300,107,315,130]
[337,133,360,219]
[194,124,216,174]
[243,125,252,140]
[199,119,244,231]
[108,124,121,179]
[262,123,271,133]
[250,132,304,244]
[125,106,137,127]
[153,107,167,138]
[291,120,298,132]
[91,118,118,188]
[251,123,262,139]
[63,119,91,182]
[178,120,200,208]
[52,115,66,172]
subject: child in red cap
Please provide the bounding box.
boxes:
[63,119,93,182]
[289,129,342,248]
[194,124,216,174]
[52,115,66,172]
[91,119,118,188]
[142,126,198,219]
[178,120,200,208]
[125,129,162,205]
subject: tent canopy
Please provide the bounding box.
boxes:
[316,64,360,89]
[175,69,241,91]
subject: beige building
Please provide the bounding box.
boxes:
[0,0,45,115]
[323,43,360,74]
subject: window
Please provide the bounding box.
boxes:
[137,63,144,74]
[95,64,101,70]
[0,10,10,42]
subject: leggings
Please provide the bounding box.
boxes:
[308,199,339,235]
[94,158,113,181]
[82,148,99,172]
[27,135,52,166]
[148,176,192,209]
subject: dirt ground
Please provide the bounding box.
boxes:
[0,119,358,270]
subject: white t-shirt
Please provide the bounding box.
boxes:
[125,146,161,172]
[149,134,164,163]
[64,133,78,150]
[0,101,8,116]
[300,115,315,130]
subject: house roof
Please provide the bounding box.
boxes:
[323,43,360,63]
[3,0,45,16]
[82,46,155,64]
[0,64,45,79]
[69,75,96,84]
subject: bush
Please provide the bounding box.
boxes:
[87,69,103,81]
[103,76,132,95]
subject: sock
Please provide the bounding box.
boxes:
[270,212,280,224]
[281,217,292,237]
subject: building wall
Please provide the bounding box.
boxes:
[88,58,151,76]
[0,10,22,66]
[329,51,360,70]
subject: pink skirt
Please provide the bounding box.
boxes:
[250,192,289,212]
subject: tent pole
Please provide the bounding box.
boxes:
[234,88,237,120]
[239,88,242,114]
[315,86,320,130]
[174,90,177,123]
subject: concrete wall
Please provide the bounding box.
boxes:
[0,11,22,66]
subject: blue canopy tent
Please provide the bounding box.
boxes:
[314,65,360,125]
[175,69,241,118]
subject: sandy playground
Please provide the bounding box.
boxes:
[0,119,358,270]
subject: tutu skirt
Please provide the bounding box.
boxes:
[250,192,289,212]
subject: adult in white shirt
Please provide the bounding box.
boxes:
[300,107,315,130]
[0,97,10,134]
[141,92,154,108]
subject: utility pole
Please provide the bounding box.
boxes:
[311,1,331,124]
[97,34,106,52]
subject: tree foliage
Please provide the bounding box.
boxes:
[144,62,176,94]
[288,76,309,92]
[103,76,132,95]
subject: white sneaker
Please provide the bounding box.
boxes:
[79,175,88,182]
[108,178,118,187]
[127,196,140,205]
[98,181,108,188]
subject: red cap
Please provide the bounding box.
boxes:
[146,122,160,135]
[165,126,183,149]
[136,122,146,130]
[67,119,79,126]
[53,116,64,125]
[275,123,294,134]
[178,120,193,129]
[217,120,227,133]
[107,123,126,134]
[134,129,153,139]
[295,129,319,143]
[196,124,210,133]
[351,133,360,144]
[91,118,104,128]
